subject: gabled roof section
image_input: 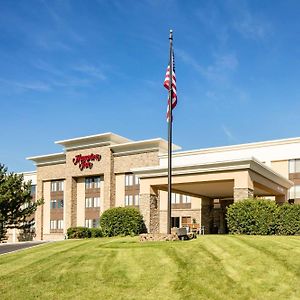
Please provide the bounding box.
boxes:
[27,152,66,167]
[55,132,132,151]
[110,138,181,156]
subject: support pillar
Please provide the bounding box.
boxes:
[201,197,213,234]
[233,188,254,201]
[139,192,160,233]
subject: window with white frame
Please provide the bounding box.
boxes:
[182,195,191,203]
[125,195,139,206]
[51,180,64,192]
[289,185,300,199]
[85,219,99,228]
[85,197,100,208]
[125,174,140,186]
[50,219,64,230]
[289,159,300,173]
[85,177,101,189]
[171,193,180,204]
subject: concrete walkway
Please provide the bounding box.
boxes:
[0,241,47,255]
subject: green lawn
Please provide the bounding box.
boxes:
[1,235,300,300]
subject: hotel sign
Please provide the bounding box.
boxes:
[72,153,101,171]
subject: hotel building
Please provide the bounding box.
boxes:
[8,132,300,242]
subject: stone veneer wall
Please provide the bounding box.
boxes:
[139,193,160,233]
[201,197,213,234]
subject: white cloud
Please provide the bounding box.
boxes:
[73,64,107,81]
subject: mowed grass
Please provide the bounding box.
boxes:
[1,236,300,300]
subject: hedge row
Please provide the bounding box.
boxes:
[67,207,146,239]
[226,198,300,235]
[67,227,103,239]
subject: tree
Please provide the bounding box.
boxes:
[0,164,43,241]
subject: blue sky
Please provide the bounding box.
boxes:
[1,0,300,172]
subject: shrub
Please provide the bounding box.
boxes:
[277,204,300,235]
[226,198,279,235]
[90,227,103,238]
[67,227,91,239]
[100,207,146,237]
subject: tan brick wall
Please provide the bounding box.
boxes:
[114,151,159,173]
[43,181,51,235]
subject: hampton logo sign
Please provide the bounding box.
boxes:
[72,154,101,171]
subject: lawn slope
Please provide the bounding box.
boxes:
[1,235,300,300]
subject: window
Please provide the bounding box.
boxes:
[51,180,64,192]
[94,197,100,207]
[50,199,63,209]
[171,193,180,204]
[289,185,300,199]
[57,200,64,209]
[125,195,139,206]
[50,200,57,209]
[171,217,180,228]
[289,159,300,173]
[85,219,99,228]
[50,220,56,229]
[85,197,100,208]
[30,185,36,195]
[50,220,64,230]
[182,216,191,226]
[85,177,101,189]
[57,220,64,229]
[125,174,139,186]
[182,195,191,203]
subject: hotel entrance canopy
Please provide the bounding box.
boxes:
[132,157,293,202]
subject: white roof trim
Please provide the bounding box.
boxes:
[160,136,300,159]
[55,132,131,146]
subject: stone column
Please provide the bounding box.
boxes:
[233,188,254,201]
[139,193,160,233]
[275,194,287,205]
[201,197,213,234]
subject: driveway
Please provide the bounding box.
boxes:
[0,241,47,255]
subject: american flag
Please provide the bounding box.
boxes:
[164,50,177,122]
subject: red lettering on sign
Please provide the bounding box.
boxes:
[72,153,101,170]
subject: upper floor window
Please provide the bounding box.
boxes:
[85,197,100,208]
[289,185,300,199]
[50,199,64,209]
[51,180,64,192]
[30,185,36,196]
[182,195,191,204]
[85,177,101,189]
[125,195,139,206]
[171,193,180,204]
[125,174,139,186]
[289,159,300,174]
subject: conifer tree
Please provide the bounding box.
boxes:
[0,164,42,241]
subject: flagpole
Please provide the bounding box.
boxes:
[167,29,173,235]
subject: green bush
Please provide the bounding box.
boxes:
[67,227,91,239]
[90,227,103,238]
[277,204,300,235]
[100,207,146,237]
[226,198,279,235]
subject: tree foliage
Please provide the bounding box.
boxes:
[0,164,43,241]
